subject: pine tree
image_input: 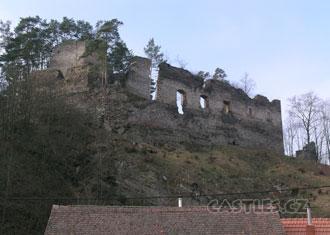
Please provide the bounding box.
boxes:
[212,67,227,80]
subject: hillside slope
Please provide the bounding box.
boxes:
[1,82,330,234]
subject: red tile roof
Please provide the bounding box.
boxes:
[45,205,285,235]
[281,218,330,235]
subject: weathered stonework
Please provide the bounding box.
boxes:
[157,63,204,109]
[296,142,318,161]
[36,40,284,155]
[156,63,282,128]
[126,56,151,99]
[48,40,104,92]
[49,40,87,77]
[126,59,284,154]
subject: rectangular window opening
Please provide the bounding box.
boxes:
[176,89,186,114]
[223,100,230,113]
[200,95,209,110]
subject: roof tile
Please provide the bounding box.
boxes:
[45,205,285,235]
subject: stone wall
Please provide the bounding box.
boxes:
[126,101,284,154]
[49,40,87,77]
[48,40,104,92]
[43,42,284,154]
[157,63,204,109]
[156,62,282,129]
[126,56,151,99]
[296,142,318,161]
[126,59,284,154]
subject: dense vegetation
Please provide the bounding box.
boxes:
[0,79,95,233]
[0,16,131,234]
[0,16,132,87]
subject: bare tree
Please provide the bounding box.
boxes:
[319,101,330,163]
[175,55,188,69]
[283,92,330,163]
[284,114,298,156]
[239,73,256,96]
[288,92,321,145]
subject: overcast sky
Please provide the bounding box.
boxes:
[2,0,330,117]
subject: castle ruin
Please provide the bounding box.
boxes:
[34,40,284,154]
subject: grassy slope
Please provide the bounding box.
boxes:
[110,139,330,216]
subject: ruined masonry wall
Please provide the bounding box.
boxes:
[157,63,204,110]
[49,41,86,77]
[126,57,151,99]
[155,63,282,129]
[127,57,284,154]
[48,40,104,93]
[43,40,284,154]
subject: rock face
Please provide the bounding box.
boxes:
[35,40,284,155]
[296,142,318,161]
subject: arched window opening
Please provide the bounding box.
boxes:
[200,95,209,109]
[223,100,230,114]
[176,89,186,114]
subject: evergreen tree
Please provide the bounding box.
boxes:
[0,16,132,85]
[144,38,164,68]
[108,40,133,73]
[96,19,132,74]
[76,20,93,40]
[59,17,78,40]
[212,67,227,80]
[96,19,122,47]
[197,71,210,80]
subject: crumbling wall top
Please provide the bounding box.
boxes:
[203,79,250,101]
[157,63,280,110]
[158,63,204,88]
